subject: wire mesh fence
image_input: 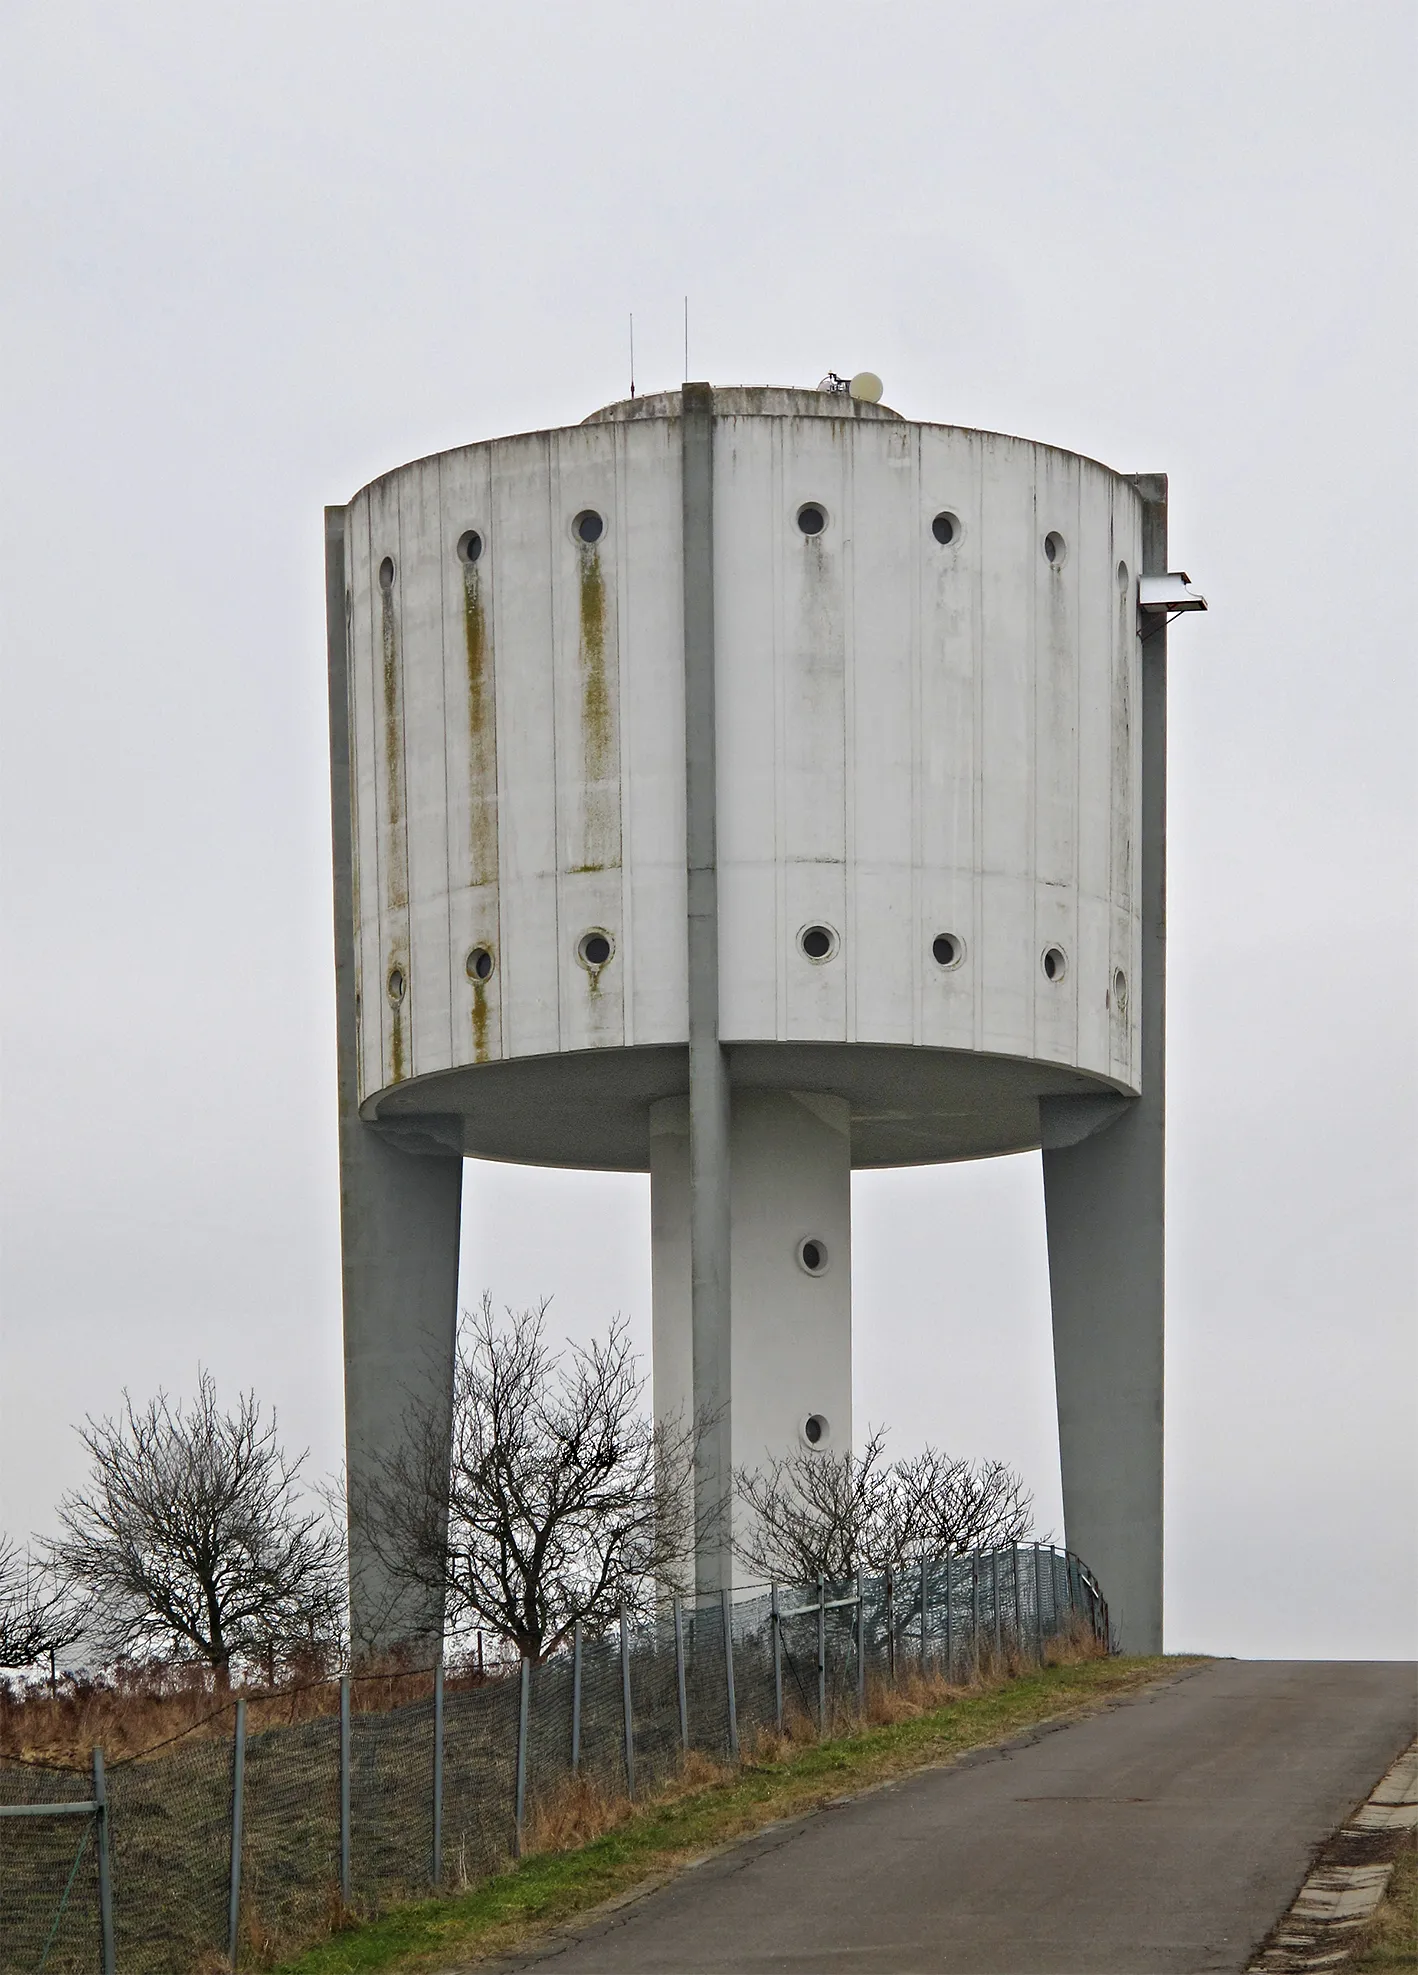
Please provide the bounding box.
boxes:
[0,1544,1106,1971]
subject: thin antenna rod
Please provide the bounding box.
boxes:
[629,312,635,399]
[684,295,689,381]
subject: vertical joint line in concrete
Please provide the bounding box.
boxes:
[682,382,732,1597]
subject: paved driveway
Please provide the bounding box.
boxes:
[481,1660,1417,1974]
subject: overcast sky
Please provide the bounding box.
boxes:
[2,2,1413,1661]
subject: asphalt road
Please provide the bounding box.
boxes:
[482,1660,1417,1975]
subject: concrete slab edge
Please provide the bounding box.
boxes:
[1247,1740,1417,1972]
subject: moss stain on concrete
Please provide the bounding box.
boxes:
[463,564,498,888]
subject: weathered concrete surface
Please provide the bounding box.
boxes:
[482,1660,1418,1975]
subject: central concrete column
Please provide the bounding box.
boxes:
[651,1090,853,1580]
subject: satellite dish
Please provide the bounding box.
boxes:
[849,371,884,404]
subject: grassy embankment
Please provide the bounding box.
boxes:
[270,1649,1198,1975]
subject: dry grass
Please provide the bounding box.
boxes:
[1351,1831,1418,1970]
[0,1653,508,1769]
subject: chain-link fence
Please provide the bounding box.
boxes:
[0,1545,1106,1972]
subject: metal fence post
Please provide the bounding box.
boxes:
[770,1586,783,1731]
[673,1600,689,1754]
[992,1551,1003,1661]
[920,1548,932,1674]
[619,1604,636,1799]
[339,1674,351,1907]
[855,1570,866,1719]
[432,1663,444,1887]
[816,1574,827,1736]
[571,1619,584,1772]
[92,1748,114,1975]
[971,1552,981,1677]
[721,1586,739,1760]
[227,1697,247,1968]
[1033,1545,1047,1660]
[514,1656,530,1856]
[885,1570,895,1684]
[1011,1543,1023,1655]
[943,1555,953,1682]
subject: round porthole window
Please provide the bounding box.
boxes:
[1042,945,1068,983]
[387,965,406,1003]
[1116,559,1129,591]
[798,923,839,963]
[932,511,962,546]
[797,1237,829,1276]
[577,928,614,970]
[378,555,396,591]
[932,932,965,969]
[1112,968,1128,1013]
[796,503,827,536]
[573,509,604,545]
[802,1413,831,1448]
[466,945,494,983]
[457,530,484,565]
[1043,531,1067,567]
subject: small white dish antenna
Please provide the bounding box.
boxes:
[849,371,884,403]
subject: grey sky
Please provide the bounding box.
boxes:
[2,2,1413,1659]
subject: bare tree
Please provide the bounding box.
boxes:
[734,1431,894,1583]
[357,1296,701,1663]
[0,1538,82,1675]
[876,1449,1036,1562]
[736,1433,1036,1583]
[53,1372,344,1686]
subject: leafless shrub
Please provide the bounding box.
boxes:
[52,1370,344,1687]
[735,1430,1036,1583]
[355,1296,707,1663]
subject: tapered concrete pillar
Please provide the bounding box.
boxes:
[1041,475,1168,1655]
[326,509,462,1658]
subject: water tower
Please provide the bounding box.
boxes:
[324,382,1203,1655]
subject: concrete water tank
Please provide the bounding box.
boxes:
[326,383,1193,1653]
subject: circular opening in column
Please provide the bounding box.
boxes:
[378,555,396,590]
[573,509,604,545]
[798,923,839,963]
[1112,967,1128,1012]
[387,965,406,1003]
[577,928,614,970]
[466,945,495,982]
[932,932,965,969]
[796,1236,830,1276]
[802,1413,831,1448]
[1043,531,1067,566]
[457,530,484,565]
[931,511,962,546]
[796,503,827,536]
[1042,945,1068,983]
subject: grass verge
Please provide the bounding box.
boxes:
[273,1653,1197,1975]
[1351,1831,1418,1971]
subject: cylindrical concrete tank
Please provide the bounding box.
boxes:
[329,385,1168,1649]
[346,386,1141,1145]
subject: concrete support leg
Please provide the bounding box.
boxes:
[651,1091,852,1584]
[327,507,462,1657]
[1041,473,1168,1655]
[1042,1106,1163,1653]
